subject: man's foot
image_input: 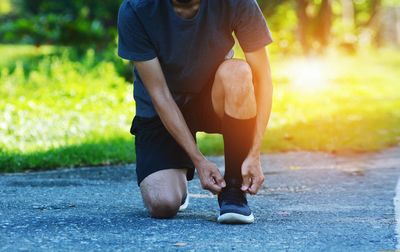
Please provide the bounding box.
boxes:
[217,186,254,224]
[178,190,189,212]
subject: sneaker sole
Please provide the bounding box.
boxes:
[217,213,254,224]
[178,193,189,212]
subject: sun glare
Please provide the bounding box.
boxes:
[286,57,330,92]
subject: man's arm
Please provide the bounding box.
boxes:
[240,47,273,194]
[246,48,273,156]
[134,58,226,194]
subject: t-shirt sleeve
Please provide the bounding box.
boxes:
[233,0,273,53]
[117,1,157,61]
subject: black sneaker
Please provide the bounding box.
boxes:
[217,186,254,224]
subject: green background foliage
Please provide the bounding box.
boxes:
[0,0,119,47]
[0,0,400,172]
[1,0,395,51]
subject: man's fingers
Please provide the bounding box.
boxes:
[212,171,226,188]
[241,175,251,192]
[248,176,264,195]
[201,182,219,194]
[197,160,225,194]
[207,181,222,194]
[201,175,221,194]
[248,178,259,195]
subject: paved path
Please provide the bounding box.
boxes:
[1,147,400,251]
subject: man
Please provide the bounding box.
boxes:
[118,0,273,224]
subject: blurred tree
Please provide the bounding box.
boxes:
[341,0,355,29]
[0,0,121,49]
[315,0,333,49]
[297,0,310,54]
[2,0,398,53]
[257,0,290,16]
[258,0,334,54]
[295,0,334,54]
[257,0,399,53]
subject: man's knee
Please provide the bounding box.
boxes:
[139,169,187,219]
[216,60,256,118]
[145,195,181,219]
[217,60,253,88]
[217,60,254,100]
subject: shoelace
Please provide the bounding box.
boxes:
[219,187,247,205]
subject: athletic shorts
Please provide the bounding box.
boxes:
[130,82,223,186]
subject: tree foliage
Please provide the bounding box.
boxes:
[0,0,120,48]
[257,0,394,54]
[0,0,398,53]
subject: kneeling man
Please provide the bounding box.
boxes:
[118,0,273,224]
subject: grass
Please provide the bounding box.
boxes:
[1,138,135,172]
[0,45,136,172]
[0,44,399,172]
[263,48,400,153]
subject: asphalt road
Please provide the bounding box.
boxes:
[1,147,399,251]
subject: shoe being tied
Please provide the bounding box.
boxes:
[217,186,254,224]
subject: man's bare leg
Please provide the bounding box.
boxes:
[140,169,187,218]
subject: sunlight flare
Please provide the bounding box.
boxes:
[286,57,330,91]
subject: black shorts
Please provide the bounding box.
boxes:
[130,82,222,185]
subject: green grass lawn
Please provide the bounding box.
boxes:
[1,44,399,172]
[263,49,400,153]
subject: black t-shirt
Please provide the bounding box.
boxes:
[118,0,273,117]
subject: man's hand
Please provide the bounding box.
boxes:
[196,158,226,194]
[240,153,264,195]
